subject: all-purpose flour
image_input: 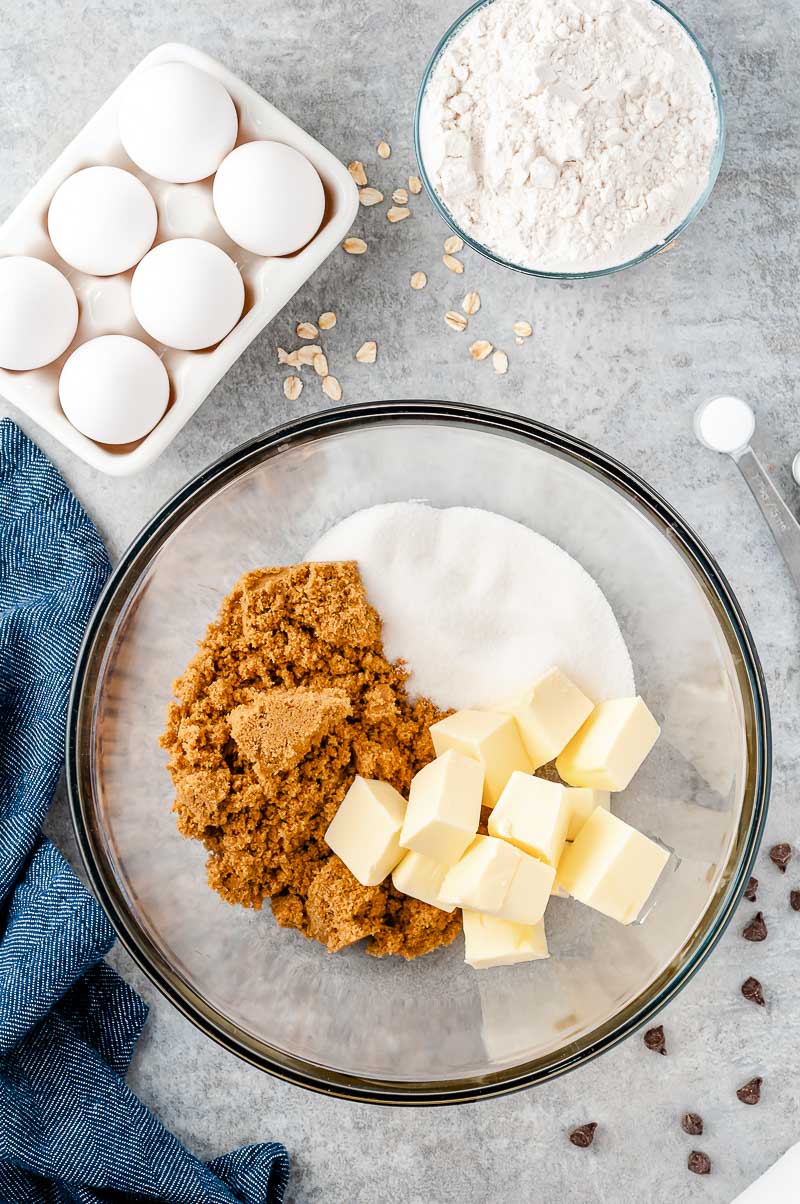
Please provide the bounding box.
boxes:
[306,503,635,709]
[420,0,719,273]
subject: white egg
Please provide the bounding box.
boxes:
[118,62,238,183]
[213,141,325,256]
[59,335,169,444]
[48,166,157,276]
[130,238,244,350]
[0,256,78,370]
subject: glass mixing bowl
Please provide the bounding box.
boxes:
[67,401,769,1104]
[413,0,726,280]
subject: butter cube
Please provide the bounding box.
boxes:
[557,807,670,924]
[556,697,660,791]
[400,750,483,864]
[497,667,594,768]
[324,776,406,887]
[441,835,518,914]
[565,787,611,841]
[430,709,533,807]
[488,772,570,867]
[500,849,557,924]
[463,910,549,969]
[392,850,456,913]
[440,835,554,925]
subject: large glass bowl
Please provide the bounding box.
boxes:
[67,401,769,1104]
[413,0,726,280]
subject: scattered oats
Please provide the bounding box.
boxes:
[470,339,493,361]
[318,311,337,330]
[408,175,423,194]
[410,271,427,290]
[387,206,411,223]
[322,375,343,401]
[392,188,409,205]
[444,310,468,332]
[283,375,303,401]
[313,352,329,378]
[359,187,384,206]
[493,350,509,375]
[444,234,464,254]
[343,237,368,255]
[377,141,391,159]
[295,344,323,366]
[296,321,318,340]
[355,340,377,363]
[515,336,525,347]
[277,347,292,365]
[443,254,464,273]
[462,291,480,315]
[348,160,367,186]
[513,320,533,338]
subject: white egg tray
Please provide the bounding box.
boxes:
[0,43,358,476]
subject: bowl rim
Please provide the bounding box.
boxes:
[412,0,727,280]
[66,400,770,1105]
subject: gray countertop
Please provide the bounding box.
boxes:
[2,1,799,1200]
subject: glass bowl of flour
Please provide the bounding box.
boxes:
[68,401,768,1103]
[415,0,725,278]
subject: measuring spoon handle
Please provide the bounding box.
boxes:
[736,445,800,595]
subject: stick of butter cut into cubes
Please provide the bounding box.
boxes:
[323,667,669,969]
[557,808,670,924]
[324,776,407,887]
[495,666,594,768]
[399,748,483,863]
[463,911,548,969]
[392,851,456,913]
[429,709,532,807]
[556,697,661,791]
[440,835,555,924]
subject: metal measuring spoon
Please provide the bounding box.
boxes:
[694,395,800,593]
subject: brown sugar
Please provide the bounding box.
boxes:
[160,561,461,959]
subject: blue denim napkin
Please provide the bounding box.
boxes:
[0,419,289,1204]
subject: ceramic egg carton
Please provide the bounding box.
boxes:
[0,43,358,476]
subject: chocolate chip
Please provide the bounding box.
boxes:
[688,1151,711,1175]
[742,911,768,942]
[569,1123,597,1148]
[681,1113,704,1136]
[791,890,800,912]
[737,1076,762,1105]
[741,976,766,1006]
[770,843,792,873]
[744,876,758,902]
[644,1024,667,1054]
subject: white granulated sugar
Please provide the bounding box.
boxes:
[306,503,634,709]
[420,0,719,273]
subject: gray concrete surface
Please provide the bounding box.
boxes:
[2,0,799,1200]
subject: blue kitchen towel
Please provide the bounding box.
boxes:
[0,419,289,1204]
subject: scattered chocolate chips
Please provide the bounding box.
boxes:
[688,1151,712,1176]
[681,1113,704,1136]
[741,976,766,1006]
[770,843,792,873]
[737,1076,762,1105]
[744,876,759,902]
[790,889,800,912]
[644,1024,667,1055]
[742,911,768,942]
[569,1123,597,1148]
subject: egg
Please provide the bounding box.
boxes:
[48,166,157,276]
[118,62,238,183]
[0,256,78,370]
[130,238,244,350]
[213,141,325,256]
[59,335,169,444]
